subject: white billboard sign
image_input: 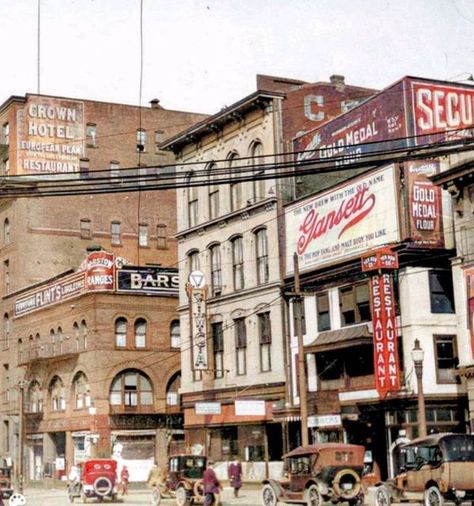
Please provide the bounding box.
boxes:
[195,402,221,415]
[235,399,266,416]
[308,414,342,428]
[286,165,400,274]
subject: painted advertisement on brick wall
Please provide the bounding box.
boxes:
[406,160,444,247]
[17,96,85,174]
[285,165,400,274]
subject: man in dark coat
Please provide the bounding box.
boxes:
[203,460,221,506]
[227,457,242,497]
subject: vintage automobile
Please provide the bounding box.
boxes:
[67,458,119,503]
[0,466,13,499]
[262,443,368,506]
[372,433,474,506]
[151,454,207,506]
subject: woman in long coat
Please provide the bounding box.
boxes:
[227,458,242,497]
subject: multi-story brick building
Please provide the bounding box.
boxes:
[0,94,206,481]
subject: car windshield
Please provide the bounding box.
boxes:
[182,457,206,479]
[441,436,474,462]
[288,456,311,474]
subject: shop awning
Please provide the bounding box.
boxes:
[306,324,372,353]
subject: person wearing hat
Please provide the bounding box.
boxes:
[203,460,221,506]
[228,456,242,497]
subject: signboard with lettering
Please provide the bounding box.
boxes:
[195,402,222,415]
[464,265,474,359]
[406,160,444,247]
[361,248,399,272]
[307,414,342,428]
[369,273,401,398]
[84,251,115,291]
[285,165,400,274]
[188,287,209,370]
[117,267,179,296]
[17,96,85,175]
[235,399,266,416]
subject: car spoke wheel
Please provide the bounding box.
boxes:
[151,486,162,506]
[424,486,444,506]
[305,484,322,506]
[262,484,278,506]
[176,486,189,506]
[374,486,391,506]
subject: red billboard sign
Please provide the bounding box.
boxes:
[464,265,474,359]
[83,251,115,291]
[406,160,444,247]
[369,273,401,398]
[361,248,399,272]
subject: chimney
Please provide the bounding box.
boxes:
[329,74,345,92]
[149,98,162,109]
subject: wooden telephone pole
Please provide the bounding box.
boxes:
[293,253,309,446]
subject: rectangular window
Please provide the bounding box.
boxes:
[210,245,222,296]
[157,224,167,249]
[110,160,120,180]
[155,130,164,145]
[111,222,121,245]
[139,224,148,247]
[258,312,272,372]
[86,123,97,147]
[429,270,455,313]
[80,219,91,239]
[209,184,219,220]
[256,229,269,284]
[2,159,9,174]
[434,335,458,383]
[3,260,9,295]
[317,292,331,331]
[339,283,370,326]
[293,298,307,336]
[3,364,9,404]
[188,186,198,228]
[80,158,90,179]
[212,322,224,379]
[2,123,9,146]
[136,129,147,151]
[232,237,244,291]
[235,318,247,375]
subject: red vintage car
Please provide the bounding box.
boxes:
[67,458,118,503]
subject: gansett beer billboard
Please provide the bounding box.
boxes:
[295,77,474,165]
[286,165,400,274]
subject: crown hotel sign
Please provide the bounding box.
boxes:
[187,271,208,370]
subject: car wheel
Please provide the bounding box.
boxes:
[93,476,113,497]
[304,484,322,506]
[424,486,444,506]
[176,485,189,506]
[151,486,162,506]
[374,485,391,506]
[194,479,204,502]
[262,484,278,506]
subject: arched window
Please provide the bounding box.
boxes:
[187,171,198,227]
[166,372,181,406]
[27,380,43,413]
[73,372,91,409]
[170,320,180,349]
[110,370,153,407]
[57,326,63,355]
[49,376,66,412]
[3,218,10,244]
[207,163,219,220]
[228,152,242,211]
[250,142,265,202]
[187,250,200,278]
[50,329,56,356]
[134,319,147,348]
[210,244,222,296]
[231,236,244,290]
[80,320,88,349]
[255,228,269,284]
[115,318,127,347]
[3,313,9,350]
[73,322,80,351]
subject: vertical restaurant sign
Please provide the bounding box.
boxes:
[83,251,115,291]
[285,165,400,275]
[17,96,85,174]
[411,81,474,144]
[406,160,444,247]
[369,273,401,398]
[189,287,209,370]
[464,265,474,358]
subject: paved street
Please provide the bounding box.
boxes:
[20,485,263,506]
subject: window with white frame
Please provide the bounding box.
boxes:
[212,322,224,379]
[339,283,371,326]
[207,163,219,220]
[255,228,269,284]
[110,160,120,180]
[235,318,247,375]
[188,175,198,228]
[27,381,43,413]
[170,320,180,348]
[73,372,91,409]
[86,123,97,147]
[166,372,181,406]
[139,224,149,247]
[229,153,242,211]
[232,236,244,291]
[134,318,147,348]
[258,312,272,372]
[136,129,147,151]
[110,370,153,406]
[80,218,91,239]
[111,221,121,245]
[79,158,90,178]
[2,123,9,146]
[210,244,222,296]
[251,142,265,202]
[50,376,66,412]
[434,334,458,383]
[115,318,127,347]
[188,250,200,277]
[317,292,331,331]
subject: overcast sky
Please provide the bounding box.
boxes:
[1,0,473,114]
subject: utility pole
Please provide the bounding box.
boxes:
[18,380,26,493]
[293,253,309,446]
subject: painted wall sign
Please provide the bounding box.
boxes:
[285,165,400,274]
[369,273,401,398]
[84,251,115,291]
[195,402,222,415]
[17,96,85,174]
[406,160,444,247]
[189,287,209,370]
[117,267,179,296]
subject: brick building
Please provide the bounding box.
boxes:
[0,94,206,481]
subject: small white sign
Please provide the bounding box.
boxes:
[235,399,266,416]
[189,270,206,289]
[308,414,342,428]
[195,401,221,415]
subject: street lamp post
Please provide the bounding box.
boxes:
[411,339,427,438]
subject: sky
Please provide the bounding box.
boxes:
[1,0,473,115]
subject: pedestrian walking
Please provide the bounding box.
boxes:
[120,465,130,496]
[227,457,242,497]
[203,460,222,506]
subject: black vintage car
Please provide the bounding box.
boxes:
[0,466,13,499]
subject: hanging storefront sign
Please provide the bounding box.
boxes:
[369,273,401,398]
[188,284,209,370]
[195,402,222,415]
[406,160,444,248]
[117,267,179,296]
[308,414,342,428]
[286,165,400,274]
[361,247,399,272]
